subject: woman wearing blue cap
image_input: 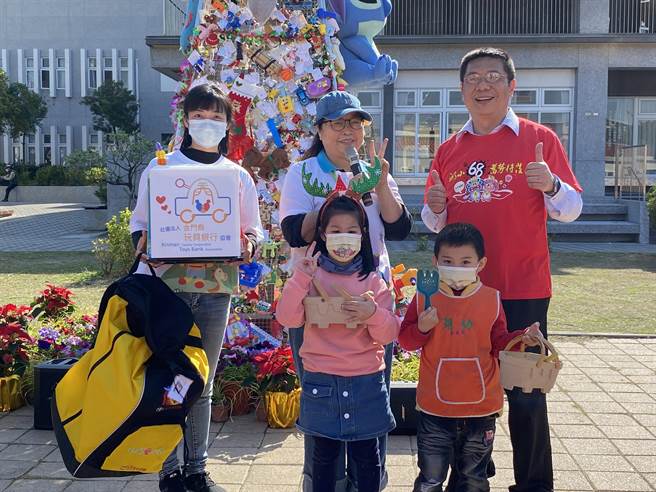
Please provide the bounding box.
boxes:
[279,91,412,491]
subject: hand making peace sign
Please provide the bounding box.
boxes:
[367,137,390,193]
[296,241,321,277]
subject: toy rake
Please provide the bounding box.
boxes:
[416,269,440,311]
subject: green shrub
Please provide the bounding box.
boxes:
[647,186,656,226]
[85,166,107,204]
[13,157,105,187]
[92,208,134,277]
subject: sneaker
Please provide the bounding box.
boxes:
[159,469,187,492]
[185,471,220,492]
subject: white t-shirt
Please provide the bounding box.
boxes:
[279,155,404,283]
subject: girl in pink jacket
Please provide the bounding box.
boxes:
[276,193,400,492]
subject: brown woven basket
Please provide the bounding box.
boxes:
[499,334,562,394]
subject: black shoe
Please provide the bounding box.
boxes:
[185,471,220,492]
[159,469,187,492]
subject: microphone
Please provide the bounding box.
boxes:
[345,147,373,207]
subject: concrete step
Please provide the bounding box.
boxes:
[547,220,640,243]
[412,219,641,243]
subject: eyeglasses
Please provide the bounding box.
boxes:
[463,72,507,85]
[327,119,366,131]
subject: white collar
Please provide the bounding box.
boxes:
[456,108,520,142]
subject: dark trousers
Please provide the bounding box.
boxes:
[446,298,553,492]
[502,298,553,492]
[1,179,17,201]
[415,412,496,492]
[313,436,381,492]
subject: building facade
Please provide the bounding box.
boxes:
[0,0,178,166]
[2,0,655,200]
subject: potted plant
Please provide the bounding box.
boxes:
[217,363,258,416]
[389,343,420,435]
[0,304,33,412]
[252,345,300,428]
[210,378,231,423]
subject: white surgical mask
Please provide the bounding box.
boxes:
[325,233,361,262]
[188,119,227,149]
[438,264,479,290]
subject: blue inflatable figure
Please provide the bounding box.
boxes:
[180,0,202,51]
[327,0,398,87]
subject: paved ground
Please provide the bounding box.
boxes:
[1,336,655,491]
[0,203,104,252]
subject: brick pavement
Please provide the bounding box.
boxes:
[0,336,654,491]
[0,203,104,252]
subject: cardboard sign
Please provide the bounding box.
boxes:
[148,165,241,261]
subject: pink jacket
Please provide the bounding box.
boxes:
[276,268,400,377]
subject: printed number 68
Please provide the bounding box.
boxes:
[468,161,485,178]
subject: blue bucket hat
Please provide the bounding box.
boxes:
[315,91,372,125]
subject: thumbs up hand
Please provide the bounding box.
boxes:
[526,142,556,193]
[426,170,447,214]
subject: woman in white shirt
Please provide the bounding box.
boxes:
[130,82,263,492]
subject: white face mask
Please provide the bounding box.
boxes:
[188,119,227,149]
[325,233,362,262]
[438,264,479,290]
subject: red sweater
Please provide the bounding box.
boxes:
[424,119,582,300]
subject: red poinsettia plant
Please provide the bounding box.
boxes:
[0,305,33,377]
[251,345,298,393]
[31,284,76,319]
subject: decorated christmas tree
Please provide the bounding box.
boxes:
[170,0,398,343]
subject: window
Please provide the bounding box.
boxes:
[103,56,113,84]
[89,132,100,152]
[512,90,537,105]
[421,90,441,107]
[25,57,35,89]
[448,90,464,106]
[56,57,66,90]
[88,57,98,89]
[356,90,383,145]
[120,56,129,86]
[540,113,571,153]
[639,99,656,115]
[357,91,380,107]
[394,89,446,173]
[58,133,68,163]
[513,88,573,155]
[543,89,570,105]
[447,112,469,137]
[43,134,52,164]
[12,138,22,163]
[26,134,36,164]
[418,114,440,172]
[40,57,50,90]
[396,90,416,107]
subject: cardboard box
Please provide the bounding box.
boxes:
[148,165,241,262]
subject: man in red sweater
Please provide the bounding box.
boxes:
[422,47,583,492]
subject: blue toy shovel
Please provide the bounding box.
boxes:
[416,269,440,311]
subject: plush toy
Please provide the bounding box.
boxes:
[180,0,202,51]
[242,147,291,180]
[326,0,398,87]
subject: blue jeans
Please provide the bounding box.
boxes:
[289,326,392,491]
[415,412,496,492]
[160,292,231,477]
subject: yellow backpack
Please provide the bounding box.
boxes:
[52,261,209,477]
